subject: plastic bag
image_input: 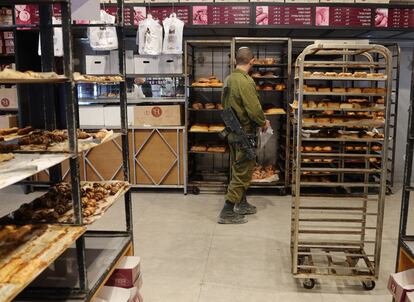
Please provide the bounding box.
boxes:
[88,10,118,51]
[38,16,63,57]
[137,14,162,56]
[258,125,274,149]
[162,13,184,54]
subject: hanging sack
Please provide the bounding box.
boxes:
[88,10,118,51]
[38,16,63,57]
[162,13,184,54]
[137,14,163,56]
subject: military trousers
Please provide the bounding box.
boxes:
[225,142,256,203]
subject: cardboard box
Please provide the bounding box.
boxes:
[79,105,105,127]
[94,286,140,302]
[85,55,111,75]
[388,269,414,302]
[0,87,18,110]
[106,256,141,289]
[0,114,17,128]
[133,105,182,126]
[134,55,160,75]
[159,55,183,74]
[103,105,134,127]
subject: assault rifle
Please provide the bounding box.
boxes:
[219,107,256,165]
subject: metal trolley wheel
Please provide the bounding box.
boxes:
[362,281,376,291]
[303,278,316,289]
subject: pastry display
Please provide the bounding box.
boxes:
[325,72,338,77]
[191,76,223,88]
[192,102,204,110]
[0,68,64,81]
[252,71,278,78]
[262,85,273,91]
[73,72,123,83]
[347,87,362,93]
[189,124,209,132]
[209,124,226,132]
[275,83,286,91]
[216,103,223,110]
[205,103,215,109]
[311,72,325,77]
[265,108,286,115]
[361,87,376,94]
[353,71,367,78]
[207,145,227,153]
[332,87,346,93]
[376,98,385,104]
[376,87,387,94]
[338,72,352,77]
[10,182,127,224]
[368,73,385,78]
[318,87,331,93]
[303,85,317,92]
[190,145,207,152]
[303,71,312,77]
[301,146,333,152]
[0,153,14,163]
[253,58,276,65]
[251,165,278,182]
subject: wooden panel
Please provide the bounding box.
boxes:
[34,156,85,182]
[84,132,133,182]
[133,129,184,186]
[398,247,414,272]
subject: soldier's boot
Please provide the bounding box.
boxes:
[234,193,257,215]
[218,201,248,224]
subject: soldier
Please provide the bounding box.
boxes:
[218,47,270,224]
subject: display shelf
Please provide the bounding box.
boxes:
[301,92,386,97]
[300,167,381,173]
[298,182,381,187]
[303,61,387,68]
[0,224,86,302]
[0,153,70,190]
[0,77,68,84]
[130,97,186,104]
[300,76,387,81]
[253,63,287,67]
[301,107,385,112]
[17,233,132,301]
[189,108,223,112]
[189,150,228,154]
[132,125,185,130]
[301,137,384,142]
[126,73,185,78]
[300,152,382,158]
[301,121,385,128]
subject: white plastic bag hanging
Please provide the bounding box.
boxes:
[88,10,118,51]
[258,125,274,149]
[137,14,162,56]
[38,16,63,57]
[162,13,184,54]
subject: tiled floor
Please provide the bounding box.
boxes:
[0,187,404,302]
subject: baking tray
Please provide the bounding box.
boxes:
[0,224,86,302]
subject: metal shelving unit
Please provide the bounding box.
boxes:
[0,0,134,300]
[232,37,292,193]
[291,41,392,289]
[396,47,414,273]
[185,40,231,194]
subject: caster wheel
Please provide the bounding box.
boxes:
[362,281,375,291]
[303,278,315,289]
[192,187,200,195]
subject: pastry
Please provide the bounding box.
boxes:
[332,87,346,93]
[318,87,331,93]
[17,126,33,135]
[347,87,362,93]
[256,85,261,90]
[316,118,330,123]
[205,103,215,109]
[327,102,340,109]
[303,71,311,77]
[303,118,315,123]
[303,85,317,92]
[362,87,376,94]
[372,145,382,151]
[322,146,332,151]
[312,72,325,77]
[275,84,286,91]
[377,88,387,94]
[325,72,337,77]
[0,153,14,163]
[305,146,313,152]
[353,71,367,78]
[266,108,286,115]
[210,82,223,87]
[190,124,209,132]
[331,118,343,123]
[308,101,317,108]
[316,102,325,108]
[191,145,207,152]
[251,72,261,78]
[368,73,385,78]
[323,110,334,115]
[376,98,385,104]
[262,85,273,91]
[313,146,322,151]
[263,71,274,77]
[340,103,353,109]
[338,72,352,77]
[207,145,226,153]
[192,102,203,110]
[348,98,367,103]
[197,77,209,83]
[192,82,209,87]
[0,127,18,135]
[353,103,362,109]
[216,103,223,110]
[209,124,226,132]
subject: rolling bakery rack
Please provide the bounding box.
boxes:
[396,47,414,273]
[0,0,134,301]
[231,37,291,194]
[291,41,392,289]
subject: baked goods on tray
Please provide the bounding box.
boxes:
[192,76,223,88]
[207,145,226,153]
[190,124,209,132]
[332,87,346,93]
[265,108,286,115]
[353,71,367,78]
[191,145,207,152]
[318,87,331,93]
[205,103,215,109]
[73,72,123,83]
[0,68,64,81]
[338,72,352,78]
[254,58,276,65]
[275,83,286,91]
[251,165,278,182]
[347,87,362,93]
[216,103,223,110]
[192,102,203,110]
[0,153,14,163]
[303,85,317,92]
[209,124,226,132]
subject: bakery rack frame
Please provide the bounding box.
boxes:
[185,40,232,195]
[291,41,392,290]
[396,47,414,273]
[0,0,134,301]
[231,37,292,194]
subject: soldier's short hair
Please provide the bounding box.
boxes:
[236,47,254,65]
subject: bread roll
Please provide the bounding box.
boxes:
[338,72,352,77]
[312,72,325,77]
[332,87,346,93]
[376,88,387,94]
[318,87,331,93]
[353,71,367,78]
[325,72,337,77]
[376,98,385,104]
[362,87,376,94]
[303,71,311,77]
[340,103,353,109]
[316,118,330,123]
[327,102,340,109]
[347,87,362,93]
